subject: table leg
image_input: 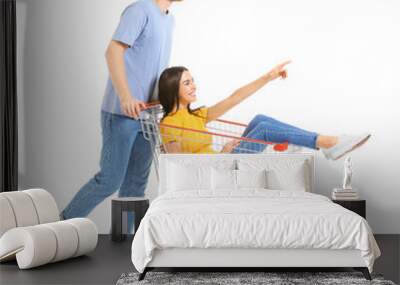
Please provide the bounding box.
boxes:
[133,202,149,235]
[111,201,124,242]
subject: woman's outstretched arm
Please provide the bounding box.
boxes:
[206,60,291,122]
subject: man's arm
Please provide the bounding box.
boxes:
[105,40,145,119]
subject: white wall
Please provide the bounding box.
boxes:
[17,0,400,233]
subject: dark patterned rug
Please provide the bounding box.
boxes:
[116,271,396,285]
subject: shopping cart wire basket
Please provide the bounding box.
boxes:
[140,103,309,178]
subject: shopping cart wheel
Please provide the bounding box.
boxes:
[273,142,289,152]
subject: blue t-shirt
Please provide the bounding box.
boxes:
[102,0,174,115]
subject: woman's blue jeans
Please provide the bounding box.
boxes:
[62,111,153,233]
[233,114,318,153]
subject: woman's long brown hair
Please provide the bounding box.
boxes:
[158,66,203,120]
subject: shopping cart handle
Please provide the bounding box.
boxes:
[142,101,161,110]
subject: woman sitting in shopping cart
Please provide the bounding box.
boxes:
[157,61,370,160]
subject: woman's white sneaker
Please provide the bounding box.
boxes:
[322,134,371,160]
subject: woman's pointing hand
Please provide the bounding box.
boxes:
[265,60,291,81]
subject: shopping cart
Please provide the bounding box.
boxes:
[140,103,297,177]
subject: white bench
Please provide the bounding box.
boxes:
[0,189,98,269]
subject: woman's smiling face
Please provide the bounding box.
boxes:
[178,70,197,106]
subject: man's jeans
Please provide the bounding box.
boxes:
[234,114,318,153]
[62,111,152,233]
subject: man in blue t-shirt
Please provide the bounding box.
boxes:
[62,0,182,232]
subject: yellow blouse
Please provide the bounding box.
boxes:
[160,107,216,154]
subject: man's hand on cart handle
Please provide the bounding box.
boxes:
[221,139,241,153]
[121,96,146,119]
